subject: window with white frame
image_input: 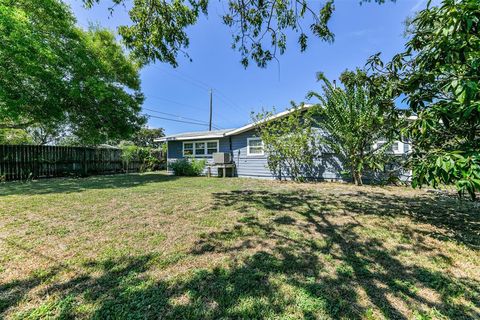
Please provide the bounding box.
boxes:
[183,140,218,157]
[183,142,193,156]
[392,142,399,152]
[195,142,205,155]
[207,142,218,155]
[247,137,264,156]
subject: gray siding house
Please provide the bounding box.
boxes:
[157,107,411,180]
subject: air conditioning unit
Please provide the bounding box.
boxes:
[213,152,232,164]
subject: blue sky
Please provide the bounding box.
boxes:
[65,0,431,134]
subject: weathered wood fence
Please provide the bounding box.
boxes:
[0,145,144,181]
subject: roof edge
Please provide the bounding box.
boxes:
[155,104,314,142]
[155,133,226,142]
[224,104,314,136]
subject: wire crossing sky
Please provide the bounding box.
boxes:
[65,0,434,134]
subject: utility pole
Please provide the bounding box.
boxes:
[209,89,213,131]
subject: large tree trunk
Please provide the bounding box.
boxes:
[356,171,363,186]
[351,168,363,186]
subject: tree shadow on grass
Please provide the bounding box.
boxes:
[205,190,480,319]
[1,188,479,319]
[347,190,480,250]
[0,172,177,196]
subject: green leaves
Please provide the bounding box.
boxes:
[0,0,145,144]
[253,104,318,181]
[369,0,480,200]
[84,0,393,68]
[413,152,480,200]
[308,69,400,185]
[118,0,207,67]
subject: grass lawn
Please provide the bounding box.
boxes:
[0,172,479,319]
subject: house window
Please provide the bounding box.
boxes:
[207,142,218,155]
[195,142,206,155]
[247,137,264,156]
[183,140,218,157]
[183,143,193,156]
[392,142,399,152]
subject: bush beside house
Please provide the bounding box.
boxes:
[169,158,206,176]
[120,144,166,172]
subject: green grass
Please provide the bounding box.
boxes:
[0,172,479,319]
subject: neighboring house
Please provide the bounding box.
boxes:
[156,106,411,180]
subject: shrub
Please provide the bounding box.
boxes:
[169,158,206,176]
[120,144,165,172]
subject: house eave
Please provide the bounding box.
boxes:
[155,104,314,142]
[224,104,314,136]
[155,134,227,142]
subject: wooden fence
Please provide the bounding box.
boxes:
[0,145,144,181]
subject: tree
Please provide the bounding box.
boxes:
[0,0,146,144]
[84,0,393,68]
[131,127,165,148]
[253,105,318,181]
[0,129,32,144]
[307,69,399,186]
[369,0,480,199]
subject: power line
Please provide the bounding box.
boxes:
[144,114,210,127]
[153,64,245,113]
[213,89,244,113]
[146,94,232,127]
[153,65,210,92]
[144,108,208,124]
[143,107,222,129]
[146,96,201,111]
[144,113,221,130]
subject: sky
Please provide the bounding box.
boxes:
[65,0,433,135]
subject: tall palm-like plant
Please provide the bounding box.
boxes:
[307,69,399,185]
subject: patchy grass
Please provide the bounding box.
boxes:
[0,172,479,319]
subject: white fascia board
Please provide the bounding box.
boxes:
[225,104,314,136]
[155,134,226,142]
[155,104,315,142]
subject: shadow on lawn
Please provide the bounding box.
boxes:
[1,189,479,319]
[0,172,177,196]
[205,190,480,319]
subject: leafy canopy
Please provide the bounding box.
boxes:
[0,0,145,144]
[84,0,394,68]
[130,127,165,148]
[369,0,480,199]
[307,69,400,185]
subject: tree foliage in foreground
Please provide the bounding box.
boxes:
[0,0,145,144]
[307,70,400,186]
[0,129,32,145]
[84,0,393,68]
[253,105,317,182]
[369,0,480,199]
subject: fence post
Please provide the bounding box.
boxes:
[82,148,88,177]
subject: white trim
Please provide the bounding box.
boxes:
[155,104,314,142]
[226,104,313,136]
[247,137,264,156]
[156,134,225,142]
[374,140,407,155]
[182,140,219,157]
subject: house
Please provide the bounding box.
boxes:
[156,106,411,180]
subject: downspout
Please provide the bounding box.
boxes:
[166,141,169,173]
[229,136,236,176]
